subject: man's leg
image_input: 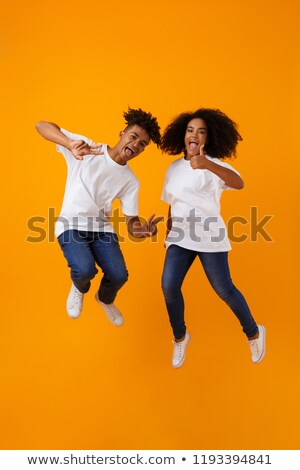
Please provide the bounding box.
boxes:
[90,232,128,304]
[58,230,98,294]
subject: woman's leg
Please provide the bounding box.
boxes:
[198,251,258,338]
[162,245,197,340]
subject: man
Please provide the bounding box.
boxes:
[36,108,162,326]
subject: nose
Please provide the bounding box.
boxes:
[132,140,141,150]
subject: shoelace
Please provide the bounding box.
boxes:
[73,288,82,305]
[173,341,185,358]
[105,304,118,321]
[249,338,259,355]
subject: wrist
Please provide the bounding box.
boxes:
[204,159,214,170]
[66,138,75,151]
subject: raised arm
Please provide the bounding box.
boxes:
[36,121,72,146]
[205,160,244,189]
[190,145,244,190]
[35,121,103,160]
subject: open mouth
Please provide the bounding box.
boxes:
[124,146,134,157]
[189,139,199,151]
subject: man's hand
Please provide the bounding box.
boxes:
[140,213,164,237]
[69,140,104,161]
[126,213,164,238]
[190,144,208,170]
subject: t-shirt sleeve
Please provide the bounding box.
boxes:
[214,159,241,191]
[119,180,140,216]
[56,128,95,165]
[161,167,172,204]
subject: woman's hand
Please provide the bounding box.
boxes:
[190,145,208,169]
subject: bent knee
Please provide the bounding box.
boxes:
[109,270,128,286]
[72,263,98,282]
[215,285,235,301]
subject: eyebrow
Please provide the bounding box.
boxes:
[187,126,207,131]
[131,131,149,145]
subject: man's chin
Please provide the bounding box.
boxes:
[119,153,129,164]
[121,150,136,162]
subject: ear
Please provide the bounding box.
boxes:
[119,130,124,138]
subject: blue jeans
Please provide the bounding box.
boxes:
[162,245,258,340]
[58,230,128,304]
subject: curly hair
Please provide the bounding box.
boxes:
[160,108,242,159]
[123,107,161,147]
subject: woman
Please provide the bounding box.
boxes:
[160,108,266,368]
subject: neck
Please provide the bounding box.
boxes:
[107,145,126,166]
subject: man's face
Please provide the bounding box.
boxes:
[117,125,150,164]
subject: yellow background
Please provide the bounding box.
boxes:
[1,0,299,450]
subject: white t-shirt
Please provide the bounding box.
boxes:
[55,129,140,238]
[161,156,240,252]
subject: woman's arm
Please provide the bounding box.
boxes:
[205,160,244,189]
[166,205,172,237]
[189,145,244,190]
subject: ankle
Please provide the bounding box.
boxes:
[175,335,186,343]
[248,331,259,341]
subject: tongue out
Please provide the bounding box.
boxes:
[189,142,198,151]
[125,147,133,157]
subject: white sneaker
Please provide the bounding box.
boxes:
[95,292,124,326]
[248,325,266,363]
[172,332,191,368]
[66,284,84,319]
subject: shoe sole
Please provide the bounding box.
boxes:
[67,311,81,319]
[254,325,266,364]
[172,333,191,369]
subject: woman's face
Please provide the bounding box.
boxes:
[184,118,208,158]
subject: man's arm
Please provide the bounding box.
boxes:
[125,214,163,238]
[35,121,103,160]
